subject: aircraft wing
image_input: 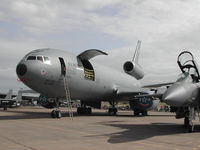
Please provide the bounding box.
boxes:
[142,82,174,88]
[116,87,143,96]
[116,86,167,101]
[115,87,147,101]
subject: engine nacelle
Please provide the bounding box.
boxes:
[123,61,144,80]
[129,97,153,111]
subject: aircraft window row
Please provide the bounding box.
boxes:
[27,56,36,60]
[26,56,51,64]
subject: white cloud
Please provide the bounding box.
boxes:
[0,0,200,91]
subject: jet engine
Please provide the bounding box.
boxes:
[129,93,160,116]
[123,61,144,80]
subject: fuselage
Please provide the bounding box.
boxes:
[16,48,140,101]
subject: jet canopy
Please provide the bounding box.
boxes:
[177,51,200,81]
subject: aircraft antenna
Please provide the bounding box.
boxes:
[63,76,74,119]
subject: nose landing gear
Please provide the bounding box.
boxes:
[183,107,196,132]
[51,110,62,118]
[50,98,62,118]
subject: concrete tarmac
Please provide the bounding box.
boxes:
[0,106,200,150]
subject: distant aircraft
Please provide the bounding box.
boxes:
[163,51,200,132]
[16,41,162,118]
[0,90,22,110]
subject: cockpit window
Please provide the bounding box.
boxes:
[27,56,36,60]
[37,56,43,62]
[44,56,51,64]
[26,55,51,64]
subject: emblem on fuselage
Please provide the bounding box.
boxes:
[41,69,46,75]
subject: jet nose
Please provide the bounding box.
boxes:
[16,64,27,77]
[162,83,186,106]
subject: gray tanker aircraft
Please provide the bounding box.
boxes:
[163,51,200,132]
[16,41,161,118]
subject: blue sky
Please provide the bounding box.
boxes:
[1,0,200,92]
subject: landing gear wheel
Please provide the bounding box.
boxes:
[113,108,117,115]
[184,117,189,128]
[86,107,92,115]
[134,110,140,116]
[51,110,56,118]
[142,111,148,116]
[56,110,62,118]
[77,107,92,115]
[51,110,62,118]
[77,107,81,114]
[3,106,7,111]
[188,125,194,133]
[108,107,117,115]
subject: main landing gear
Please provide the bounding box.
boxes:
[77,102,92,115]
[51,110,62,118]
[3,103,8,111]
[108,107,117,115]
[134,109,148,116]
[108,101,118,115]
[77,107,92,115]
[51,98,62,118]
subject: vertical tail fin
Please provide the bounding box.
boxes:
[132,40,141,64]
[5,89,12,99]
[16,91,22,102]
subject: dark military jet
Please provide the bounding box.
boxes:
[163,51,200,132]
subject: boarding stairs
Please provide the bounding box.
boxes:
[63,75,73,119]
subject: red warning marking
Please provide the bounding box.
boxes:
[17,78,29,82]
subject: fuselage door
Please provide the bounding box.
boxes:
[59,57,66,76]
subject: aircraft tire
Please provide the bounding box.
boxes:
[51,110,56,118]
[77,107,84,114]
[134,109,140,116]
[188,125,194,133]
[108,108,112,115]
[108,108,117,115]
[56,110,62,118]
[77,107,81,114]
[86,107,92,115]
[184,117,189,128]
[113,108,117,115]
[142,111,148,116]
[77,107,91,115]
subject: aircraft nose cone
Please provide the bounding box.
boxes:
[162,84,186,106]
[16,64,27,77]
